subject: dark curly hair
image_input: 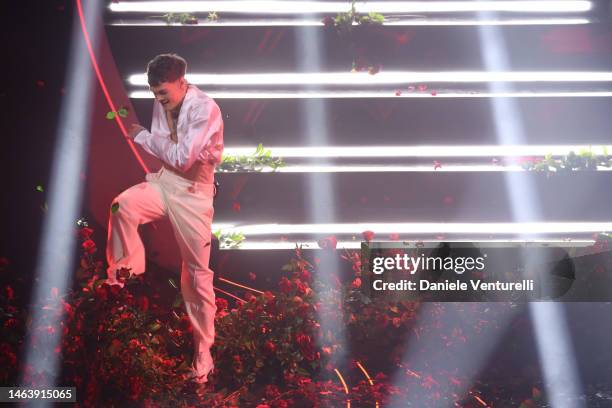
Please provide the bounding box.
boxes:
[146,53,187,86]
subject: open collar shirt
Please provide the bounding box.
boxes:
[134,84,224,174]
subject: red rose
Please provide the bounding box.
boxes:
[297,303,310,318]
[274,399,290,408]
[94,285,108,300]
[362,230,375,242]
[293,279,309,295]
[5,286,14,301]
[352,278,362,289]
[82,239,96,254]
[78,227,94,240]
[265,384,280,399]
[322,16,335,27]
[216,298,229,310]
[279,277,293,294]
[264,341,276,354]
[317,236,337,250]
[136,296,149,312]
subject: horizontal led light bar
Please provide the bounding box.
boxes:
[130,90,612,99]
[109,1,592,14]
[264,164,612,172]
[223,239,596,250]
[215,164,612,172]
[224,145,612,158]
[213,222,612,236]
[109,18,590,27]
[128,71,612,86]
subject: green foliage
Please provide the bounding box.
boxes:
[106,106,129,120]
[213,230,245,249]
[323,0,385,71]
[117,107,129,118]
[522,147,612,175]
[359,12,385,25]
[151,12,198,25]
[330,0,385,35]
[216,143,285,173]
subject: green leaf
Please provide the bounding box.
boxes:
[111,202,120,214]
[172,295,183,308]
[148,322,161,332]
[35,185,44,192]
[117,107,129,118]
[106,111,116,120]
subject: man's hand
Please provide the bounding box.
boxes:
[128,124,146,140]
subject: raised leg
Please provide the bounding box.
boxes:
[106,177,166,286]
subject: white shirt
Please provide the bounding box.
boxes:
[134,84,224,173]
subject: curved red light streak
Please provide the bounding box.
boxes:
[76,0,149,173]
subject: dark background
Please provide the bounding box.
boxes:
[0,0,73,281]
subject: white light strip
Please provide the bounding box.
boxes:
[212,222,612,236]
[110,1,592,14]
[383,18,591,26]
[129,71,612,86]
[109,18,590,27]
[235,164,612,172]
[224,145,612,158]
[130,90,612,99]
[225,239,596,250]
[275,164,555,172]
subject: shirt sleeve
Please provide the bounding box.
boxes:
[134,99,223,172]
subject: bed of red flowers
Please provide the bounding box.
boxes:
[0,226,410,406]
[3,225,609,407]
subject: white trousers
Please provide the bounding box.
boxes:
[106,166,217,378]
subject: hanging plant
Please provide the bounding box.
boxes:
[323,0,385,72]
[216,143,285,173]
[207,11,219,22]
[522,147,612,175]
[325,0,384,36]
[213,230,245,249]
[148,12,198,25]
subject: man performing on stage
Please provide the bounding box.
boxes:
[105,53,224,384]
